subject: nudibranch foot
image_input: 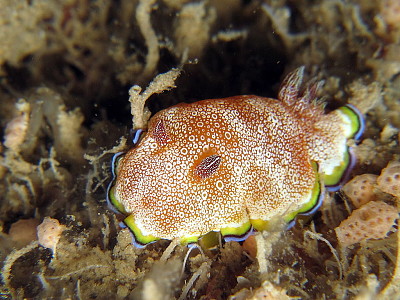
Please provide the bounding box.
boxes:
[106,152,127,214]
[341,104,365,141]
[220,221,253,242]
[282,162,323,223]
[110,152,125,177]
[286,177,325,229]
[324,148,355,192]
[123,215,160,248]
[119,221,151,249]
[320,104,364,191]
[250,162,323,231]
[130,128,145,144]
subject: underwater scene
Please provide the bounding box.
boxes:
[0,0,400,299]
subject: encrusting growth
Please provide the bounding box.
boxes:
[337,160,400,247]
[335,201,397,247]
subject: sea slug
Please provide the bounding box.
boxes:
[107,67,364,247]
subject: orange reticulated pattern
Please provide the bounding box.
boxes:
[114,95,316,239]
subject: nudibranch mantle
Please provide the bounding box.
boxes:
[107,67,364,247]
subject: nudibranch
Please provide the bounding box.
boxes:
[107,67,364,248]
